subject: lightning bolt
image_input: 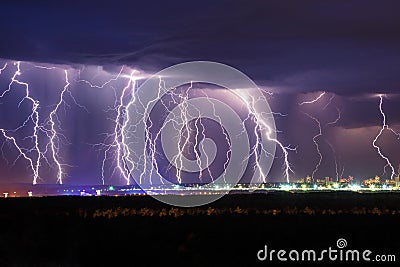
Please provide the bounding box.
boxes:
[323,94,335,110]
[372,94,397,179]
[1,60,295,187]
[45,70,67,184]
[174,84,192,184]
[44,70,73,184]
[299,91,326,106]
[204,91,231,183]
[0,62,7,74]
[325,106,342,181]
[113,70,137,185]
[0,61,42,184]
[0,61,87,184]
[135,76,166,185]
[138,81,219,185]
[325,116,343,182]
[325,141,339,181]
[77,67,125,89]
[300,91,342,181]
[340,164,345,179]
[303,112,323,181]
[236,90,295,183]
[83,67,138,185]
[0,129,37,177]
[130,79,295,187]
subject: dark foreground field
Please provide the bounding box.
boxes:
[0,192,399,266]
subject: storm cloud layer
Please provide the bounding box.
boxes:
[1,0,400,93]
[0,1,400,184]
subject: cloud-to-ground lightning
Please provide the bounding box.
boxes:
[325,140,339,181]
[372,94,398,179]
[82,66,139,185]
[124,75,295,187]
[325,106,342,181]
[134,80,226,185]
[0,61,42,184]
[0,61,86,184]
[115,70,137,185]
[45,71,67,184]
[0,61,144,185]
[0,59,294,187]
[2,59,400,190]
[236,90,295,183]
[45,70,73,184]
[299,91,342,181]
[303,112,323,181]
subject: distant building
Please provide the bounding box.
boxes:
[385,179,396,186]
[396,164,400,185]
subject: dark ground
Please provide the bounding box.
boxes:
[0,192,399,266]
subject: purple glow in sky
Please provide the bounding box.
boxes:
[1,0,400,185]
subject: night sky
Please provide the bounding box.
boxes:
[1,0,400,185]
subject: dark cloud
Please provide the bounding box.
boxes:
[1,1,400,183]
[1,0,400,93]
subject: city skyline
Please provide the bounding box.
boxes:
[1,1,400,185]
